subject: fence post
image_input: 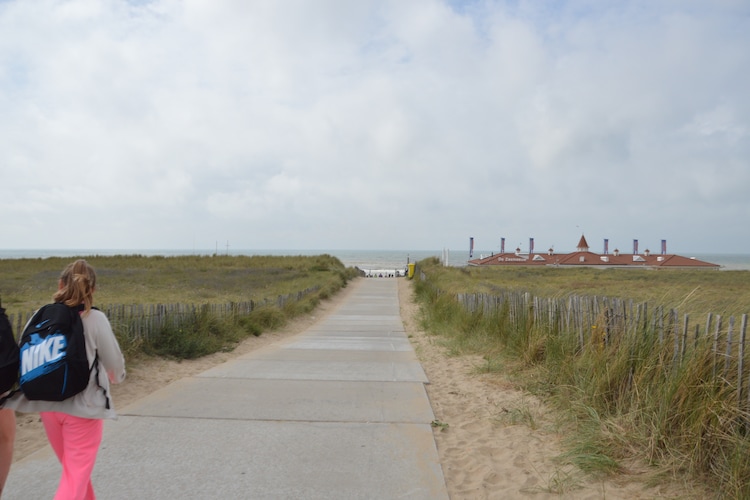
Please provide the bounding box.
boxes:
[576,297,584,350]
[724,316,735,381]
[713,315,722,380]
[658,307,665,345]
[672,309,680,365]
[738,314,747,414]
[681,314,689,361]
[705,312,713,341]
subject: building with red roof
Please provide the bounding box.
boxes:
[468,235,720,269]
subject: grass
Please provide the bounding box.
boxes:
[492,397,539,430]
[4,254,355,306]
[424,262,750,320]
[1,254,359,361]
[413,257,750,498]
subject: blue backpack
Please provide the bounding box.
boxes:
[18,303,91,401]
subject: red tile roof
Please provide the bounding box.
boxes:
[467,236,719,269]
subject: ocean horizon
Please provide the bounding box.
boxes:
[0,248,446,271]
[1,249,750,271]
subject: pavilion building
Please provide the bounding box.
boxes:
[467,235,720,269]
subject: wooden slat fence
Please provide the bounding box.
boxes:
[7,286,320,342]
[419,269,750,413]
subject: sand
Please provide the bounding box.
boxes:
[12,278,707,499]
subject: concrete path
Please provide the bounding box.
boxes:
[3,278,449,500]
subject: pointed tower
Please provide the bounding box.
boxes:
[576,234,589,252]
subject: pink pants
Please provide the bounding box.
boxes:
[40,412,103,500]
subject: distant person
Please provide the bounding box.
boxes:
[3,259,126,499]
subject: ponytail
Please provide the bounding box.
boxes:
[53,259,97,314]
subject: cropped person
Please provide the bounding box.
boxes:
[0,408,14,495]
[3,259,126,500]
[0,300,17,496]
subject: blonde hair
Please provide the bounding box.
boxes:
[53,259,97,314]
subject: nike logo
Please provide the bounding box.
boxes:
[35,319,51,329]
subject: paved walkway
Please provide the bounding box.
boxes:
[4,278,449,499]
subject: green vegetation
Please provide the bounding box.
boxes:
[1,254,359,360]
[425,262,750,319]
[413,258,750,498]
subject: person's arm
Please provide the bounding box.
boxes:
[89,311,126,384]
[0,408,15,494]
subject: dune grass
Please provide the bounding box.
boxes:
[431,263,750,320]
[413,258,750,498]
[1,254,359,360]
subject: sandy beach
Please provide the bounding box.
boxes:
[12,278,706,499]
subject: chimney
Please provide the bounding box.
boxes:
[633,239,639,255]
[529,237,534,255]
[603,239,609,255]
[501,237,505,254]
[661,239,667,255]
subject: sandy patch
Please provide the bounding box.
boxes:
[12,278,708,499]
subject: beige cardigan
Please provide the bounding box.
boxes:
[3,308,126,420]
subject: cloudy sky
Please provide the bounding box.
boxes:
[1,0,748,255]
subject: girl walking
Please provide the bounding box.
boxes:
[4,259,126,499]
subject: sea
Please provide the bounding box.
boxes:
[1,249,750,271]
[0,248,445,272]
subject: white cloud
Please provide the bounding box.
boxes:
[0,0,748,253]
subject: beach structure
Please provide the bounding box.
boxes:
[356,267,407,277]
[468,235,720,269]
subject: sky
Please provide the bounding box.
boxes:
[0,0,748,254]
